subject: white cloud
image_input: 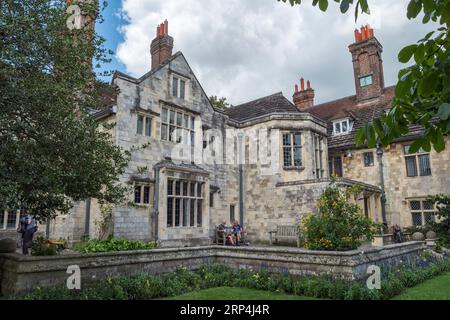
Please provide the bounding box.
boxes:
[116,0,432,105]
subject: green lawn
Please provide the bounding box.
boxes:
[165,274,450,300]
[392,273,450,300]
[165,287,318,300]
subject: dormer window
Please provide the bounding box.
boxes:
[332,119,353,136]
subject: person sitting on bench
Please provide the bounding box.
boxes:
[218,220,233,245]
[231,220,243,246]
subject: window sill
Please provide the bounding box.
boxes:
[133,203,151,207]
[332,132,352,137]
[283,166,305,171]
[166,226,204,229]
[406,174,432,178]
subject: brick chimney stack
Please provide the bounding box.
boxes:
[293,78,315,111]
[151,20,174,70]
[349,25,385,102]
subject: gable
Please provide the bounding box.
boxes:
[112,52,215,116]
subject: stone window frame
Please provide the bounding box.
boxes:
[171,74,188,100]
[328,155,343,178]
[134,184,152,206]
[403,145,432,177]
[0,209,25,230]
[209,191,214,208]
[167,179,204,228]
[409,199,436,226]
[332,118,354,136]
[363,151,375,167]
[230,204,236,223]
[161,107,195,145]
[282,132,303,170]
[136,113,152,137]
[313,134,325,179]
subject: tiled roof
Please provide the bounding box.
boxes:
[306,86,423,150]
[226,92,300,122]
[307,86,395,121]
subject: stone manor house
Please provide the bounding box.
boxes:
[1,21,449,246]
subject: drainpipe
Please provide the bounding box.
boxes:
[45,218,50,240]
[238,133,245,228]
[376,144,387,227]
[84,198,91,240]
[153,168,160,241]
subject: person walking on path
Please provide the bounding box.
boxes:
[19,213,38,255]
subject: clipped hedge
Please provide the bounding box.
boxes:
[18,253,450,300]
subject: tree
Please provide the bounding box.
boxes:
[280,0,450,153]
[0,0,129,221]
[209,95,230,111]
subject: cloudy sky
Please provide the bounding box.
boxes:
[97,0,433,106]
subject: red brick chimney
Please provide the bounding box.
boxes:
[293,78,315,111]
[151,20,174,70]
[349,25,385,102]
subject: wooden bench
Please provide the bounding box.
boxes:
[269,225,299,247]
[215,227,228,245]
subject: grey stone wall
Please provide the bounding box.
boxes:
[0,241,427,296]
[337,139,450,227]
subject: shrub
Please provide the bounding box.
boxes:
[428,194,450,248]
[31,237,58,256]
[73,237,156,253]
[299,180,379,251]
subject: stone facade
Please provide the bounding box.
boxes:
[330,142,450,227]
[22,22,446,248]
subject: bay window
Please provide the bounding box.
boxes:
[283,133,302,168]
[167,179,203,228]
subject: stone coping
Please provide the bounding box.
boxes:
[0,241,425,262]
[0,241,428,295]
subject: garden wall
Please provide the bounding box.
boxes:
[0,242,426,296]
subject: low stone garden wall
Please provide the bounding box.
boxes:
[0,241,427,296]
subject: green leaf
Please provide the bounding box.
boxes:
[433,131,445,152]
[355,127,365,147]
[418,72,439,97]
[414,44,425,63]
[408,139,424,154]
[407,0,422,19]
[340,0,350,13]
[395,77,412,99]
[359,0,370,14]
[354,1,360,22]
[436,103,450,120]
[318,0,328,11]
[398,44,418,63]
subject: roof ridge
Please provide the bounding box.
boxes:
[231,91,284,109]
[311,93,356,110]
[310,85,396,110]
